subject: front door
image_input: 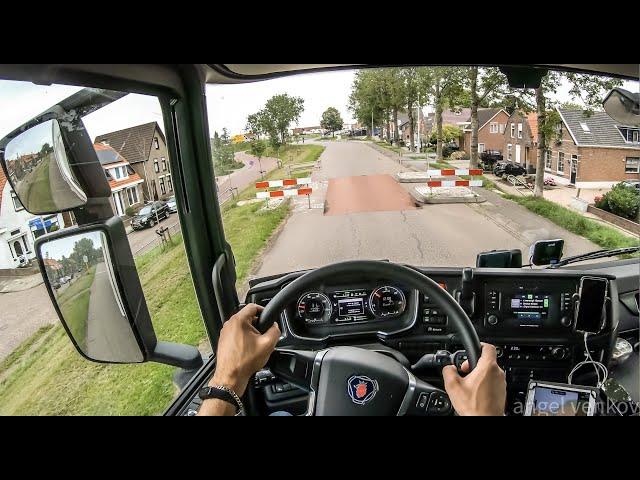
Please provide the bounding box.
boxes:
[570,155,578,184]
[113,191,124,216]
[515,144,521,164]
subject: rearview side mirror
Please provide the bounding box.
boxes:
[36,217,202,369]
[0,119,87,213]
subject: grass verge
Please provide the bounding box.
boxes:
[503,194,640,250]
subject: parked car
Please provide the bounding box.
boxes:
[52,280,61,290]
[166,196,177,213]
[131,201,170,230]
[480,150,503,170]
[620,180,640,192]
[493,161,527,177]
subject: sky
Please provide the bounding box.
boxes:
[0,70,637,145]
[41,230,103,261]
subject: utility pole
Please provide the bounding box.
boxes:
[371,108,374,138]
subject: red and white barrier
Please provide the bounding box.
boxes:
[426,169,483,177]
[255,178,311,189]
[426,180,483,188]
[256,187,312,199]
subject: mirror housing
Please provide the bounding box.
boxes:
[603,88,640,127]
[36,216,202,369]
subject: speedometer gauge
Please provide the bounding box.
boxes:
[297,292,332,324]
[370,286,406,318]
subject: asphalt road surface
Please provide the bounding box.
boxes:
[85,261,142,361]
[254,141,599,277]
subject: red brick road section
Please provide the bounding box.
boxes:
[324,174,416,216]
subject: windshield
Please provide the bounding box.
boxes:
[138,206,152,215]
[206,67,639,278]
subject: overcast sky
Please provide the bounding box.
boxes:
[0,70,637,143]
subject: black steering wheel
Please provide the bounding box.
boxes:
[256,260,481,416]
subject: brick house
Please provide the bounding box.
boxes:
[94,144,145,217]
[542,108,640,188]
[503,111,538,173]
[459,108,510,157]
[95,122,173,202]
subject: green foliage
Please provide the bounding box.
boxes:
[597,183,640,221]
[429,125,462,144]
[249,138,266,159]
[246,94,304,149]
[125,206,135,217]
[320,107,343,134]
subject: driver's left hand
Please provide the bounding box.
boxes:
[210,303,281,397]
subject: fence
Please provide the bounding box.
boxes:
[131,221,182,258]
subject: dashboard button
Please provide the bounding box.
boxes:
[427,392,452,415]
[416,392,430,409]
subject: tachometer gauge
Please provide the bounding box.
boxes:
[370,286,406,318]
[297,292,332,324]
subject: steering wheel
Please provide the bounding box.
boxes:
[256,260,481,416]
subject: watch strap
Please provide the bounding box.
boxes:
[199,385,244,415]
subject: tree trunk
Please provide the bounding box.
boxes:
[469,67,480,169]
[385,110,391,142]
[393,108,399,142]
[435,81,443,162]
[534,87,546,198]
[407,103,414,152]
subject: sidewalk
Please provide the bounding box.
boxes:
[486,174,636,238]
[0,273,43,293]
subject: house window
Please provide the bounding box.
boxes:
[490,123,498,133]
[161,157,167,171]
[618,127,640,143]
[557,152,565,174]
[126,186,139,205]
[167,175,173,192]
[507,144,512,161]
[510,124,515,138]
[478,143,485,153]
[153,159,159,173]
[545,150,552,169]
[113,167,121,180]
[580,122,590,133]
[517,123,523,139]
[625,157,640,173]
[154,137,159,149]
[30,215,60,240]
[499,124,505,134]
[159,177,166,195]
[11,191,24,211]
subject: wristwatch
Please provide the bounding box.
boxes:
[199,385,245,416]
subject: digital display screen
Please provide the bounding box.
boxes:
[510,294,549,324]
[576,278,607,333]
[338,298,364,317]
[529,386,593,416]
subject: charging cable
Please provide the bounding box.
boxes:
[568,331,608,388]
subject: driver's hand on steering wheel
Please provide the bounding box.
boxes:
[442,343,507,416]
[199,304,280,416]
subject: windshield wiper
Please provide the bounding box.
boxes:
[547,246,640,269]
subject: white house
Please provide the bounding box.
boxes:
[0,168,65,271]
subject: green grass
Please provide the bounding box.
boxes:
[17,156,56,212]
[0,182,294,415]
[503,195,640,250]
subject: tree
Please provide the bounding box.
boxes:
[320,107,343,136]
[419,67,468,161]
[429,125,463,144]
[348,70,386,137]
[247,94,304,151]
[531,72,622,197]
[211,128,235,167]
[249,138,267,178]
[468,67,509,168]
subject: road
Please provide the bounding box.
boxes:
[254,140,599,277]
[85,261,141,361]
[126,151,280,255]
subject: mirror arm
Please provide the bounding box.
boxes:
[149,341,203,370]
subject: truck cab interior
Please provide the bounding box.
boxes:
[0,64,637,416]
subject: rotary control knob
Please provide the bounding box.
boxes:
[496,346,504,358]
[551,347,568,360]
[487,314,499,326]
[560,316,572,328]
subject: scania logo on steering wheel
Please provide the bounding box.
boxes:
[347,375,379,405]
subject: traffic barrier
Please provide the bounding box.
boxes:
[255,178,313,208]
[425,168,483,189]
[255,178,311,189]
[426,180,483,187]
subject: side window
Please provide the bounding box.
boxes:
[0,80,209,416]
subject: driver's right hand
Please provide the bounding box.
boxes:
[442,343,507,416]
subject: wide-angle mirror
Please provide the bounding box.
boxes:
[39,230,144,363]
[0,119,87,213]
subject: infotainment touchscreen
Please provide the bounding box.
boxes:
[509,293,550,324]
[524,381,597,416]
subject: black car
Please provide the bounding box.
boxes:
[493,161,526,177]
[131,201,170,230]
[480,150,503,170]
